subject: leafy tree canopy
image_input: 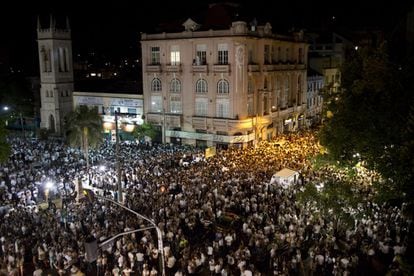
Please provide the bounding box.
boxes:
[132,122,157,142]
[319,44,414,203]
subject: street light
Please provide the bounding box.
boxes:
[44,180,54,203]
[114,110,136,203]
[96,195,166,276]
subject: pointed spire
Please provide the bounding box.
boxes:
[37,16,41,30]
[65,16,70,30]
[49,14,55,30]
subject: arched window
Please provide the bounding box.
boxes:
[170,78,181,93]
[196,79,208,93]
[217,79,229,94]
[151,78,162,92]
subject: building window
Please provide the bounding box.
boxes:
[217,79,229,94]
[170,96,182,113]
[170,78,181,93]
[58,48,63,72]
[128,108,137,114]
[41,47,52,73]
[151,95,162,112]
[170,45,180,65]
[247,97,254,116]
[216,98,229,118]
[195,44,207,65]
[248,79,254,94]
[195,98,208,116]
[286,48,290,63]
[274,78,279,107]
[264,77,268,90]
[298,48,303,64]
[150,46,160,65]
[264,45,270,64]
[196,79,208,93]
[263,95,269,114]
[297,75,302,104]
[217,43,228,65]
[248,48,253,64]
[284,77,290,107]
[151,78,162,92]
[277,47,281,63]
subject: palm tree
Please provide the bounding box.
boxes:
[65,106,103,170]
[132,122,157,143]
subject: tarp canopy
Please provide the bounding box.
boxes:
[274,168,297,178]
[270,168,299,188]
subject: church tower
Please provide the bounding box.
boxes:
[37,15,73,134]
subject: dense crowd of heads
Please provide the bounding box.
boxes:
[0,132,411,275]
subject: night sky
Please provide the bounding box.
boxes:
[0,0,411,76]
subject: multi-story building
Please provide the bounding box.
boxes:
[307,32,353,94]
[306,69,324,127]
[141,19,308,148]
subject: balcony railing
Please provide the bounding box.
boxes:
[213,64,230,73]
[165,64,181,72]
[192,65,208,73]
[146,64,162,73]
[247,64,260,72]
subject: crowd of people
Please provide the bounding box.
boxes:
[0,131,411,275]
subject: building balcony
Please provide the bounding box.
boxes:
[213,64,230,73]
[262,64,275,72]
[192,65,208,73]
[295,64,306,70]
[165,64,181,73]
[247,64,260,72]
[192,117,207,130]
[146,64,162,73]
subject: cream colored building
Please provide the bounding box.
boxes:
[141,20,308,148]
[73,92,144,141]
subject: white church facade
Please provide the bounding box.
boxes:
[37,16,74,134]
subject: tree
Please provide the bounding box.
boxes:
[319,43,414,203]
[0,119,10,163]
[298,179,364,231]
[132,122,157,142]
[65,106,103,170]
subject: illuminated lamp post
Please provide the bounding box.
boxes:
[45,180,54,203]
[114,111,136,203]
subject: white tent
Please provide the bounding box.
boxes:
[269,168,299,188]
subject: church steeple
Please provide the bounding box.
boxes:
[37,14,73,135]
[37,16,41,30]
[66,16,70,30]
[49,14,55,30]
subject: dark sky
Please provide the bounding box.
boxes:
[0,0,411,75]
